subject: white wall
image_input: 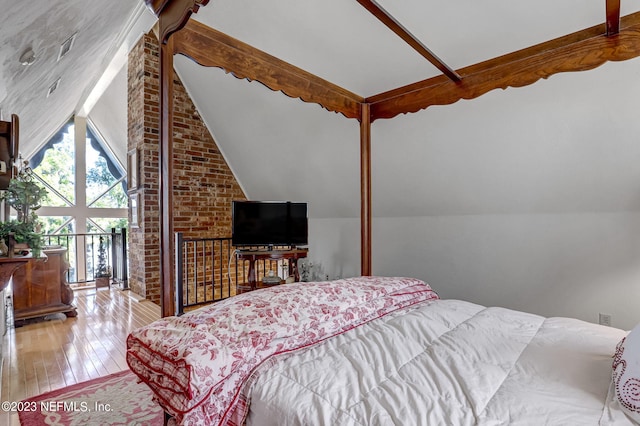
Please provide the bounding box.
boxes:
[373,214,640,329]
[369,57,640,330]
[307,218,361,281]
[306,211,640,330]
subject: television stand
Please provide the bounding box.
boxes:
[236,248,308,292]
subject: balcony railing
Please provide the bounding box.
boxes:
[175,235,236,315]
[43,228,128,289]
[175,233,299,316]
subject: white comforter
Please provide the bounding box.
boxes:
[247,300,634,425]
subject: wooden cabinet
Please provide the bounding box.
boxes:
[0,258,28,356]
[11,248,77,322]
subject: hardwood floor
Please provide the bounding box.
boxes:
[0,287,161,425]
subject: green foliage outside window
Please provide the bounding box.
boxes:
[33,125,75,207]
[86,154,127,208]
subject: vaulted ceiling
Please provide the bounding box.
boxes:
[0,0,154,158]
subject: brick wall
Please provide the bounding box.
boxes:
[127,32,246,305]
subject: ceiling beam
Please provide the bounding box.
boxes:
[144,0,209,43]
[173,20,364,119]
[355,0,461,82]
[606,0,621,35]
[368,12,640,121]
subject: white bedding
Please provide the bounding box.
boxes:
[247,299,634,425]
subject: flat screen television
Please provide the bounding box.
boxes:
[232,201,308,248]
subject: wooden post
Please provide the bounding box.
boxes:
[606,0,621,36]
[360,103,372,276]
[146,0,211,317]
[159,35,176,317]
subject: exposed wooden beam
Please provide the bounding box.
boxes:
[173,20,364,120]
[368,12,640,121]
[356,0,461,82]
[606,0,621,36]
[145,0,209,44]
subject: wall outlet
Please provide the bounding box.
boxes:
[599,313,612,327]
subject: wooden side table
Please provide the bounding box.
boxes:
[236,249,308,292]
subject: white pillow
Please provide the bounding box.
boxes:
[613,322,640,423]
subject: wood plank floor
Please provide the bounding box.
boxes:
[0,287,161,426]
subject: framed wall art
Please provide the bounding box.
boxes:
[130,192,140,228]
[127,149,139,192]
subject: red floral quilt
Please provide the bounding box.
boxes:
[126,276,438,425]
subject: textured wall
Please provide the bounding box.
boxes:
[127,32,245,305]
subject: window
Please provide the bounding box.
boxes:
[28,116,128,285]
[31,119,75,208]
[86,123,127,209]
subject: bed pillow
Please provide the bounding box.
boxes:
[612,322,640,423]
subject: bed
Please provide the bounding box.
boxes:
[126,276,640,425]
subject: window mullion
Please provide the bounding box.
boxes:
[74,116,88,282]
[87,176,125,207]
[32,173,74,207]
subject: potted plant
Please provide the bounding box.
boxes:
[0,159,47,258]
[95,236,111,288]
[0,220,44,257]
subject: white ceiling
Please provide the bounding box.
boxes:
[3,0,640,219]
[193,0,640,96]
[0,0,153,159]
[88,66,128,163]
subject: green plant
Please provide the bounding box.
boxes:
[95,236,111,278]
[1,162,47,224]
[0,220,43,256]
[0,159,47,257]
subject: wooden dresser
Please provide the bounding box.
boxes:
[11,247,77,322]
